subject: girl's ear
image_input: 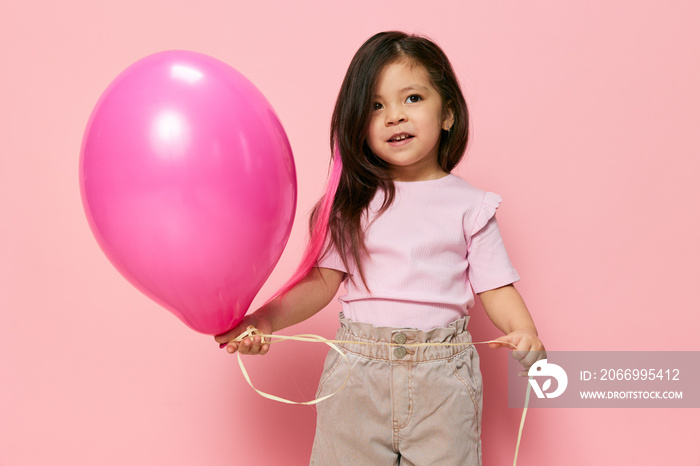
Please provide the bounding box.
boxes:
[442,100,455,131]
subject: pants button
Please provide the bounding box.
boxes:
[394,346,407,359]
[394,332,407,345]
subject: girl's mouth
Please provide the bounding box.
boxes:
[388,132,413,142]
[388,133,414,145]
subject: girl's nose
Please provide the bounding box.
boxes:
[386,107,407,126]
[386,106,407,126]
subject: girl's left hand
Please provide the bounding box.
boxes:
[488,330,546,372]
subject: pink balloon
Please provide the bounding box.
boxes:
[80,51,296,335]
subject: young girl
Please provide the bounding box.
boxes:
[216,31,545,465]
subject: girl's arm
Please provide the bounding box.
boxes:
[478,284,546,369]
[214,267,345,355]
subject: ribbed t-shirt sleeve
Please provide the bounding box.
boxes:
[315,237,348,273]
[466,192,521,293]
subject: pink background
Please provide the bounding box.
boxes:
[1,1,698,465]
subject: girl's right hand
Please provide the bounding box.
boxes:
[214,313,273,355]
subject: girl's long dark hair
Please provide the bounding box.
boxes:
[272,31,469,300]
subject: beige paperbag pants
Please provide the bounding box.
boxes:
[310,313,483,466]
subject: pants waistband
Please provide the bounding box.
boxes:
[335,312,473,362]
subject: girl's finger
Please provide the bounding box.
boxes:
[520,352,537,370]
[511,349,528,362]
[225,342,239,354]
[489,339,513,349]
[215,323,246,344]
[250,336,265,354]
[240,338,254,353]
[519,349,546,370]
[214,328,237,344]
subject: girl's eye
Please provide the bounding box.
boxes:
[373,102,383,110]
[406,95,422,103]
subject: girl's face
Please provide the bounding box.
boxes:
[367,60,454,181]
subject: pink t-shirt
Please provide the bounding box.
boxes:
[317,174,520,331]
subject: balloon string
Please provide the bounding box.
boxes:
[514,379,532,466]
[228,326,530,465]
[231,325,518,349]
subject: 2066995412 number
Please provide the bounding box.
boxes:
[600,368,680,381]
